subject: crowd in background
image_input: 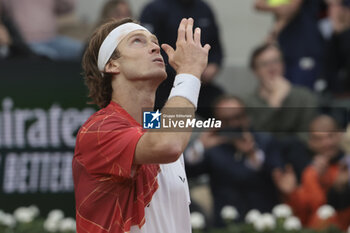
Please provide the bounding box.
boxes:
[1,0,350,231]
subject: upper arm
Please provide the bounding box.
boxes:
[276,0,304,17]
[301,167,327,209]
[290,0,304,9]
[259,0,303,16]
[134,131,183,165]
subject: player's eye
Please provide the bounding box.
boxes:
[133,38,141,43]
[132,37,146,44]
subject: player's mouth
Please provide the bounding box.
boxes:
[153,57,164,65]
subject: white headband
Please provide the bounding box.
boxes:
[97,22,150,72]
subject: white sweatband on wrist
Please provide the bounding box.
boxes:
[168,74,201,108]
[97,23,150,72]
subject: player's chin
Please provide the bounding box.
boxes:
[161,70,167,80]
[153,69,167,81]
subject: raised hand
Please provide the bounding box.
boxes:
[0,24,12,46]
[161,18,211,79]
[263,76,291,107]
[312,154,330,175]
[272,164,298,195]
[333,163,349,191]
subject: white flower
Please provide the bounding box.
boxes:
[317,205,336,220]
[245,209,261,224]
[253,213,276,231]
[262,213,276,230]
[58,217,76,232]
[221,206,239,221]
[13,207,36,223]
[272,204,292,218]
[28,205,40,218]
[0,210,5,220]
[44,218,60,232]
[347,225,350,233]
[253,218,265,232]
[48,209,64,222]
[44,209,65,232]
[284,216,302,231]
[190,212,205,230]
[0,213,16,228]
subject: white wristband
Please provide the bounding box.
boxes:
[168,74,201,108]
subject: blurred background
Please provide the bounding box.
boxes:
[76,0,272,96]
[1,0,350,232]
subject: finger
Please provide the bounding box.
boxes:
[161,44,175,57]
[186,18,194,42]
[194,27,201,45]
[203,44,211,53]
[177,18,187,42]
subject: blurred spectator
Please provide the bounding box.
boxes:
[254,0,325,89]
[2,0,83,60]
[274,115,350,230]
[84,1,132,59]
[140,0,224,117]
[277,136,311,183]
[96,0,132,27]
[0,4,37,59]
[244,43,317,141]
[323,0,350,98]
[185,95,283,227]
[327,160,350,220]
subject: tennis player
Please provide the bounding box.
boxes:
[73,17,210,233]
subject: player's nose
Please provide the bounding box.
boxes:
[150,42,160,54]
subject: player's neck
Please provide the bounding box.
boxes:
[111,83,156,125]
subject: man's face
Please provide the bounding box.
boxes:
[113,30,167,82]
[215,99,255,153]
[214,99,249,129]
[254,47,284,83]
[308,117,342,158]
[308,132,342,158]
[109,3,132,20]
[328,0,350,23]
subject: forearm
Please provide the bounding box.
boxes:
[161,95,196,153]
[134,96,195,164]
[255,0,275,12]
[302,167,327,209]
[274,0,303,14]
[135,18,209,164]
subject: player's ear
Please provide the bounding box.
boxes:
[105,60,120,75]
